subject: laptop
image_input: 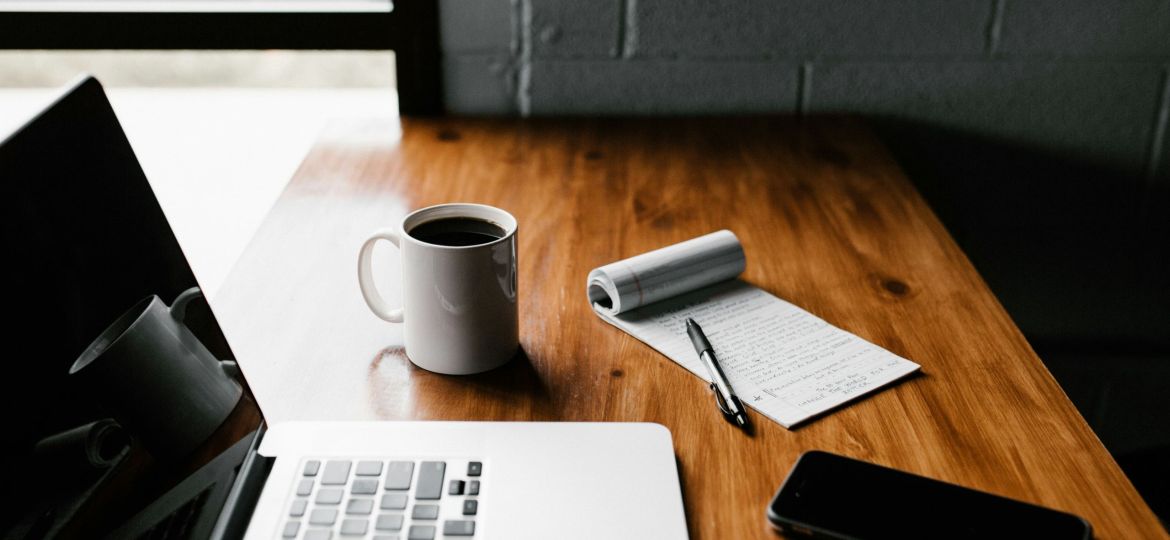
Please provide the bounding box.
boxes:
[0,75,689,540]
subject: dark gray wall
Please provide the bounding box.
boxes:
[440,0,1169,182]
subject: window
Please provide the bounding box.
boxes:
[0,0,440,114]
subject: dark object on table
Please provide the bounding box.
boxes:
[767,451,1091,539]
[0,75,257,539]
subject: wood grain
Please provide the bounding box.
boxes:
[216,117,1166,539]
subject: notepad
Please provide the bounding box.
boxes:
[587,230,921,428]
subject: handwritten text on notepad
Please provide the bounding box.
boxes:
[598,280,919,427]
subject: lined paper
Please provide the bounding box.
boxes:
[593,279,920,428]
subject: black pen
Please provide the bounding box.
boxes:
[685,318,750,429]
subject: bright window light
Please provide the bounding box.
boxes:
[0,0,391,13]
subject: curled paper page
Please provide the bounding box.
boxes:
[587,230,746,315]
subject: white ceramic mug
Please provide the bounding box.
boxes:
[358,203,519,375]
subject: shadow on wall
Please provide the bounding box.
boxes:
[870,119,1170,520]
[872,119,1169,349]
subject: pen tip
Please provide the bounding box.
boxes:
[685,318,696,327]
[736,415,746,427]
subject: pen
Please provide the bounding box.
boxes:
[685,318,750,429]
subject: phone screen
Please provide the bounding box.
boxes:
[768,451,1091,539]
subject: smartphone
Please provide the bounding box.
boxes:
[767,451,1091,539]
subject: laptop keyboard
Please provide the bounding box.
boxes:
[282,458,483,539]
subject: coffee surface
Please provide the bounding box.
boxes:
[409,217,505,247]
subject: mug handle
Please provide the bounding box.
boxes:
[357,228,405,323]
[169,287,242,381]
[169,287,203,323]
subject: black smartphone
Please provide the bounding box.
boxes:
[767,451,1092,539]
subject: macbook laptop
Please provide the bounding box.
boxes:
[0,75,688,540]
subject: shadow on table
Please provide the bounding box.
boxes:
[452,347,552,407]
[863,117,1170,524]
[368,345,552,421]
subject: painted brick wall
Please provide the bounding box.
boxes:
[439,0,1170,180]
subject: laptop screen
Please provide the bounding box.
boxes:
[0,77,260,538]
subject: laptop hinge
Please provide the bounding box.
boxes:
[209,423,273,540]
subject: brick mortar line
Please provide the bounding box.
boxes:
[516,0,532,116]
[1144,67,1170,183]
[797,63,812,115]
[509,0,522,58]
[986,0,1006,57]
[614,0,629,59]
[980,54,1170,62]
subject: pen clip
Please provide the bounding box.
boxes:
[709,382,734,416]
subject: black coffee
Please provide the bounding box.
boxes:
[409,217,506,247]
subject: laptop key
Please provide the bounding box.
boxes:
[443,520,476,536]
[462,499,478,516]
[412,504,440,520]
[415,461,445,500]
[407,525,436,540]
[309,508,338,526]
[296,478,314,496]
[381,493,408,510]
[373,536,400,540]
[347,498,374,515]
[340,518,369,536]
[282,521,300,538]
[304,530,331,540]
[316,488,344,504]
[467,480,480,495]
[351,478,379,495]
[467,462,482,477]
[385,461,414,490]
[356,460,384,476]
[376,513,404,531]
[290,499,308,517]
[449,480,465,495]
[321,460,352,485]
[303,460,321,476]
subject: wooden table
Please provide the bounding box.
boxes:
[216,117,1166,539]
